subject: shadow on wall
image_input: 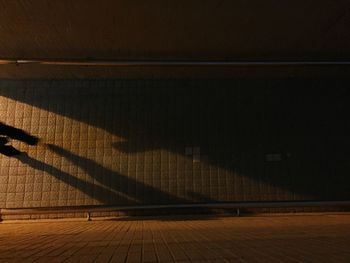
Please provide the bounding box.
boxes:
[45,143,188,205]
[1,79,350,201]
[15,153,130,205]
[0,122,39,156]
[15,144,220,217]
[0,123,221,208]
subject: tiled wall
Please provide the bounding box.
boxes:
[0,79,349,208]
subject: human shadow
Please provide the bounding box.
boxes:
[12,150,218,219]
[15,153,132,205]
[46,143,190,205]
[1,79,350,201]
[0,122,39,156]
[46,143,220,218]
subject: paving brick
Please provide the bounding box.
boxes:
[0,215,350,262]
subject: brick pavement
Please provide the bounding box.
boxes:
[0,214,349,262]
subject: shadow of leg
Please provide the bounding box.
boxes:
[47,143,189,205]
[15,153,133,205]
[0,122,39,145]
[0,145,23,156]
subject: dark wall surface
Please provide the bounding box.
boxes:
[1,0,350,60]
[0,79,349,208]
[1,1,350,79]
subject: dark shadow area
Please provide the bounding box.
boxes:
[0,142,21,156]
[0,122,38,156]
[1,79,350,202]
[0,122,38,145]
[46,143,192,205]
[16,146,218,219]
[15,153,132,205]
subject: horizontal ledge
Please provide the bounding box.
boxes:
[1,201,350,215]
[1,59,350,67]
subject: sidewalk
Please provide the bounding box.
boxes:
[0,214,349,262]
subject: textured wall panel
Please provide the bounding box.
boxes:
[0,79,349,208]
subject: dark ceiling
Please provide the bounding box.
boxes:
[1,0,350,78]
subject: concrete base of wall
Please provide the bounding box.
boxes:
[2,204,350,221]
